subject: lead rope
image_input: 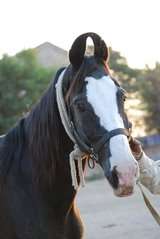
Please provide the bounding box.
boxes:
[137,181,160,225]
[56,70,88,190]
[134,151,160,226]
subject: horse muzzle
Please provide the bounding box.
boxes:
[105,164,139,197]
[114,185,134,197]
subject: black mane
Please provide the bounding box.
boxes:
[0,118,26,185]
[0,68,73,188]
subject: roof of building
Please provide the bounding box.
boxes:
[35,42,69,68]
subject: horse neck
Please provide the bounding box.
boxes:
[25,82,74,189]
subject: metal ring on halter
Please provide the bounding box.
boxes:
[88,156,96,169]
[88,148,98,169]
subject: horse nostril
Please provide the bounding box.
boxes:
[111,166,119,189]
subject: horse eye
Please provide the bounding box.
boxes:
[123,95,127,102]
[121,92,127,102]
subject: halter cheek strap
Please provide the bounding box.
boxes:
[70,122,130,159]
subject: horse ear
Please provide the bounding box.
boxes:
[69,32,108,70]
[69,34,88,70]
[89,32,108,63]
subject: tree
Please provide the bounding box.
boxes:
[0,49,55,134]
[137,63,160,133]
[109,48,140,92]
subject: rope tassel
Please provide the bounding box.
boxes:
[69,156,78,190]
[69,145,86,190]
[78,158,85,187]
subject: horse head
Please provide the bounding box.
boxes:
[58,32,139,197]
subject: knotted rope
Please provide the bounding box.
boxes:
[69,145,88,189]
[56,70,89,190]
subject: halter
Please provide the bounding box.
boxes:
[68,76,132,162]
[70,120,130,162]
[56,68,132,190]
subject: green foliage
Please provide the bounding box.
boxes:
[109,48,160,134]
[109,48,140,92]
[137,63,160,133]
[0,49,55,134]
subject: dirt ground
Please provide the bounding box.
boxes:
[77,179,160,239]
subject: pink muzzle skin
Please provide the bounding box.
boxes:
[114,165,139,197]
[114,185,134,197]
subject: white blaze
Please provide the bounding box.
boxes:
[85,75,137,176]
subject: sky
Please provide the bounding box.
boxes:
[0,0,160,68]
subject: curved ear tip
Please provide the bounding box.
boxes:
[69,34,87,69]
[69,32,109,68]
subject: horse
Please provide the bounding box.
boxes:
[0,32,139,239]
